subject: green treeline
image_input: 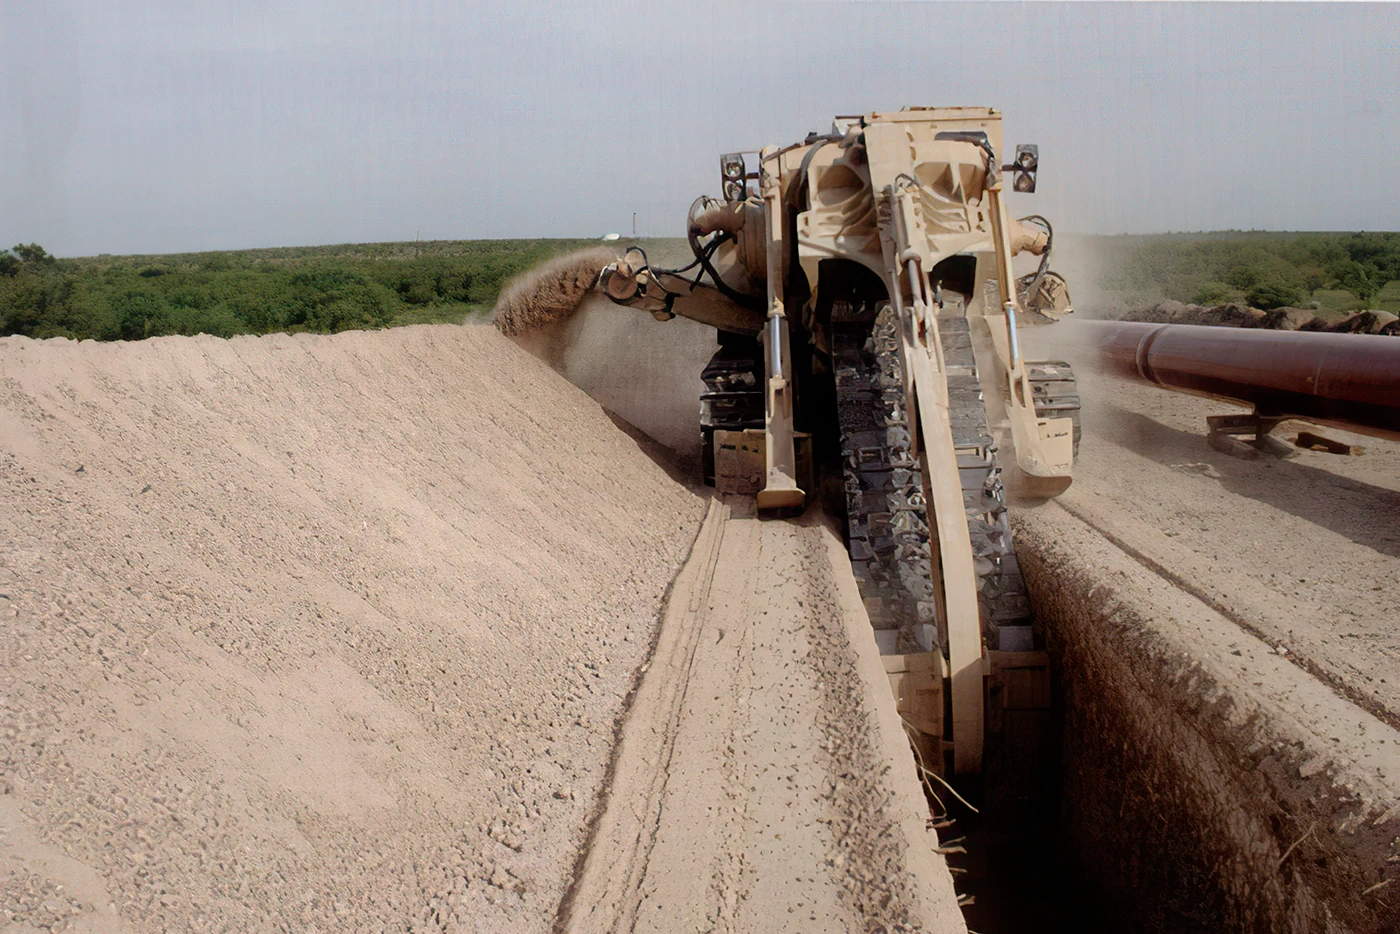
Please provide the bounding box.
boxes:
[0,239,601,341]
[5,232,1399,342]
[1090,231,1400,313]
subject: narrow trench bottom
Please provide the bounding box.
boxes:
[915,644,1135,933]
[951,751,1121,934]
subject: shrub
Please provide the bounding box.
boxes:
[1329,260,1379,303]
[1246,281,1303,310]
[113,289,176,340]
[1193,282,1238,305]
[12,243,55,267]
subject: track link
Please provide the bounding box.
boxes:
[938,312,1035,650]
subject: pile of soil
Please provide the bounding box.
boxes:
[1123,299,1399,334]
[0,325,705,933]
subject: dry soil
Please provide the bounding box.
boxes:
[0,325,706,933]
[1010,322,1400,931]
[560,499,965,934]
[1,322,966,934]
[1021,321,1400,726]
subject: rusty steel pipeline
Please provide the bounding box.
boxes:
[1081,320,1400,442]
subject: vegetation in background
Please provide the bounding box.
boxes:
[3,232,1398,341]
[0,239,621,341]
[1085,231,1400,316]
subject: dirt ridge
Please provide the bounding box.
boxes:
[0,324,705,933]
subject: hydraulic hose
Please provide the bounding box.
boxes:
[687,196,765,312]
[1016,214,1054,304]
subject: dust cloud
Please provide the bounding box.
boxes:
[512,292,717,467]
[1042,233,1113,319]
[1019,318,1122,449]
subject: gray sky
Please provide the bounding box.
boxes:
[2,1,1397,257]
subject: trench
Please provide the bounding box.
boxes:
[519,324,1398,933]
[583,443,1335,932]
[949,502,1400,934]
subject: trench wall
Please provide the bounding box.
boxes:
[1012,503,1400,934]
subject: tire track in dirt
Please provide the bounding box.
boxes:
[554,498,731,933]
[558,499,967,934]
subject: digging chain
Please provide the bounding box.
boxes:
[834,306,937,651]
[835,306,1050,655]
[939,313,1035,647]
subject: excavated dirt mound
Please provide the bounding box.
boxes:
[0,325,705,933]
[1122,299,1400,334]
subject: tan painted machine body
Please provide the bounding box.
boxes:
[596,107,1076,778]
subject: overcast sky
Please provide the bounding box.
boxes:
[1,1,1396,257]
